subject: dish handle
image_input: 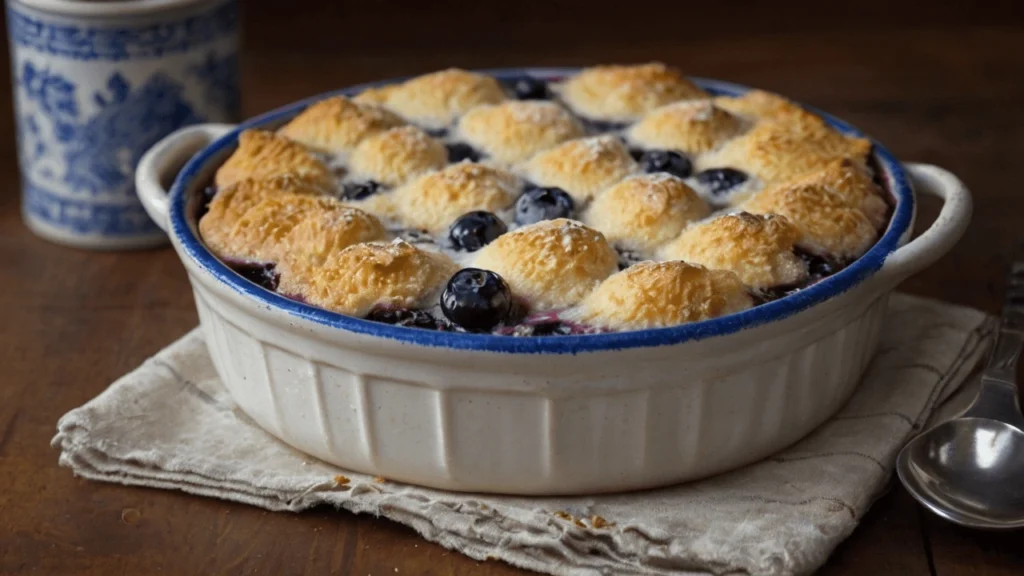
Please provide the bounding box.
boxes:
[874,162,973,289]
[136,123,236,232]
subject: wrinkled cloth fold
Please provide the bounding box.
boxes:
[54,294,993,576]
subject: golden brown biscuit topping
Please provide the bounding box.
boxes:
[277,96,405,155]
[200,175,328,258]
[558,62,708,122]
[584,174,709,252]
[279,240,458,316]
[573,261,753,330]
[699,120,872,185]
[457,101,584,164]
[627,100,745,155]
[472,219,618,310]
[388,162,520,233]
[659,212,808,289]
[743,182,877,259]
[364,68,507,129]
[347,126,448,187]
[199,67,891,334]
[522,135,637,203]
[214,130,332,189]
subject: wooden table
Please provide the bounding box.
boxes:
[3,2,1024,573]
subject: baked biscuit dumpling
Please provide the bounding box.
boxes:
[351,84,398,106]
[472,219,617,310]
[698,120,872,185]
[713,90,824,129]
[277,96,405,155]
[275,205,390,271]
[198,67,894,334]
[659,212,808,290]
[627,100,745,155]
[200,176,327,255]
[743,182,877,260]
[347,126,448,187]
[279,240,458,317]
[356,68,507,129]
[214,130,332,189]
[379,162,520,233]
[521,135,637,203]
[205,192,386,267]
[789,158,888,230]
[584,174,709,252]
[456,101,584,164]
[572,261,753,330]
[557,62,707,123]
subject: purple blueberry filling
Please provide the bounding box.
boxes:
[615,247,645,271]
[229,261,279,292]
[694,168,747,195]
[495,311,604,337]
[580,118,628,134]
[446,142,483,163]
[507,76,550,100]
[395,228,435,245]
[797,248,843,282]
[341,180,382,201]
[758,249,846,302]
[195,185,218,219]
[367,306,450,331]
[638,149,693,179]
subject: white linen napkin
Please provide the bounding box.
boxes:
[53,293,994,576]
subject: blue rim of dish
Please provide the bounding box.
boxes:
[169,67,914,354]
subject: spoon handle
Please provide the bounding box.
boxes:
[985,261,1024,383]
[965,260,1024,424]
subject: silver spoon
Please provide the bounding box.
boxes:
[897,261,1024,529]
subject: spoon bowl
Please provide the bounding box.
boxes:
[898,417,1024,530]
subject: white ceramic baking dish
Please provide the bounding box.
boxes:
[135,69,972,495]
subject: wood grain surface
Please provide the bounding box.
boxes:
[2,2,1024,574]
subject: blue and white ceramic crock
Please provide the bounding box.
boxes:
[7,0,239,249]
[135,70,973,495]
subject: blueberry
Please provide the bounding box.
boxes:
[440,268,513,332]
[234,262,279,292]
[446,142,482,163]
[510,76,549,100]
[628,147,646,162]
[694,168,748,195]
[527,321,575,336]
[514,186,575,226]
[197,185,218,218]
[202,185,218,205]
[397,228,434,245]
[759,286,798,303]
[806,255,838,278]
[582,118,628,133]
[426,127,449,138]
[448,211,507,252]
[639,150,693,179]
[367,307,442,330]
[616,248,644,271]
[796,248,840,279]
[341,180,381,201]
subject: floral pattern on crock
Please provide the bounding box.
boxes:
[19,65,205,196]
[8,0,239,238]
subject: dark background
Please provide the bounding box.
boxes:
[3,1,1024,574]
